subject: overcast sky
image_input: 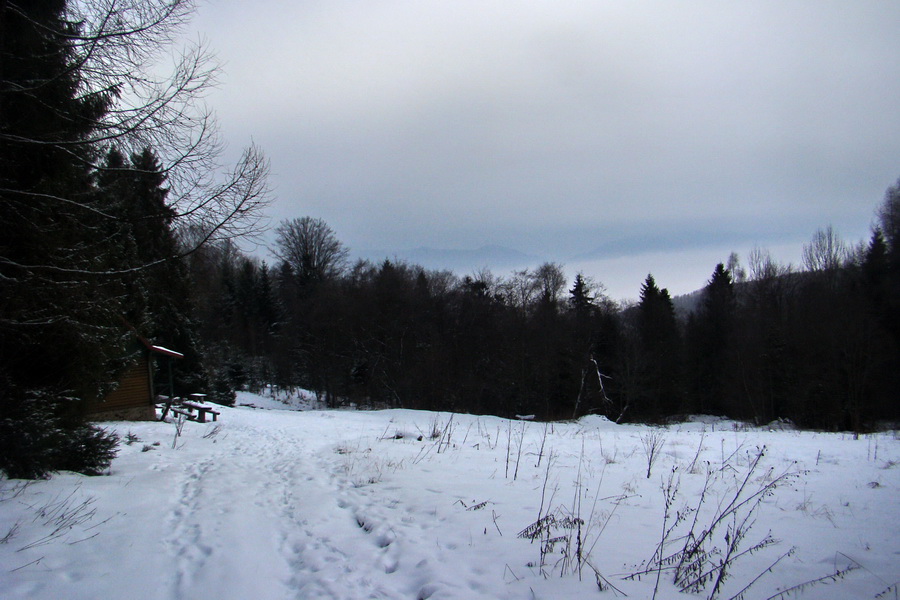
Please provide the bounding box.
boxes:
[189,1,900,300]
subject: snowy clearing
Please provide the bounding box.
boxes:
[1,393,898,600]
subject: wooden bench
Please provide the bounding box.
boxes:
[181,401,220,423]
[170,407,196,421]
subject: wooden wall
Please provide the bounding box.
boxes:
[86,360,155,421]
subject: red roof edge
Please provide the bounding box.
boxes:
[150,345,184,359]
[120,317,184,359]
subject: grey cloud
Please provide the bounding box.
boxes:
[193,1,900,294]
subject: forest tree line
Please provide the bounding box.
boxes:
[192,188,899,431]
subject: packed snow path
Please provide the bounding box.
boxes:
[1,396,899,599]
[161,412,430,599]
[150,410,484,600]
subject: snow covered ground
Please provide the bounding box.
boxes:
[1,392,898,599]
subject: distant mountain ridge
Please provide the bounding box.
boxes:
[360,245,541,273]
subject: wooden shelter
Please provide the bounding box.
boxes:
[85,335,183,421]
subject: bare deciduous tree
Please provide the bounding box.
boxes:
[2,0,270,260]
[533,262,567,306]
[747,246,791,282]
[802,225,847,273]
[272,217,349,284]
[497,262,566,312]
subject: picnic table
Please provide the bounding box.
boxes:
[157,394,221,423]
[179,400,220,423]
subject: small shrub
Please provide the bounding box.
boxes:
[0,391,58,479]
[627,446,799,599]
[55,424,119,476]
[0,388,119,479]
[640,428,667,479]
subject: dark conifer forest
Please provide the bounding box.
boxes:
[195,198,899,431]
[1,0,898,478]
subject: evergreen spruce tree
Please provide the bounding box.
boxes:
[686,263,736,415]
[0,1,125,477]
[564,274,603,418]
[862,230,890,330]
[97,146,204,392]
[874,183,900,346]
[636,275,682,419]
[1,1,125,395]
[569,273,594,319]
